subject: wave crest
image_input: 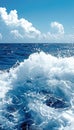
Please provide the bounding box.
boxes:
[0,52,74,130]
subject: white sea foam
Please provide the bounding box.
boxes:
[0,52,74,129]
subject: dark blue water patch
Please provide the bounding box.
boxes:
[20,119,34,130]
[40,90,71,109]
[45,96,70,109]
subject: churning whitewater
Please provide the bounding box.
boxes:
[0,51,74,130]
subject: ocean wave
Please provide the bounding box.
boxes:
[0,52,74,130]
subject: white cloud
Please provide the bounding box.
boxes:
[0,7,74,43]
[11,30,23,39]
[51,21,64,34]
[41,32,63,43]
[40,22,65,42]
[0,7,41,41]
[40,21,65,42]
[0,8,18,25]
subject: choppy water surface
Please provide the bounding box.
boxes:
[0,43,74,130]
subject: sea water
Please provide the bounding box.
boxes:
[0,43,74,130]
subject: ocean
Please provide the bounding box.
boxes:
[0,43,74,130]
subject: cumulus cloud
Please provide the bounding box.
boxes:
[0,7,73,43]
[11,30,23,39]
[0,8,18,25]
[40,22,65,42]
[0,7,41,42]
[51,21,64,34]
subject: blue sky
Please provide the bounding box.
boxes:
[0,0,74,43]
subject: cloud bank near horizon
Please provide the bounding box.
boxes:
[0,7,74,43]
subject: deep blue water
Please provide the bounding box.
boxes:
[0,43,74,130]
[0,43,74,70]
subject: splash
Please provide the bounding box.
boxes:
[0,52,74,130]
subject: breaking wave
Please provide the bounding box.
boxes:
[0,52,74,130]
